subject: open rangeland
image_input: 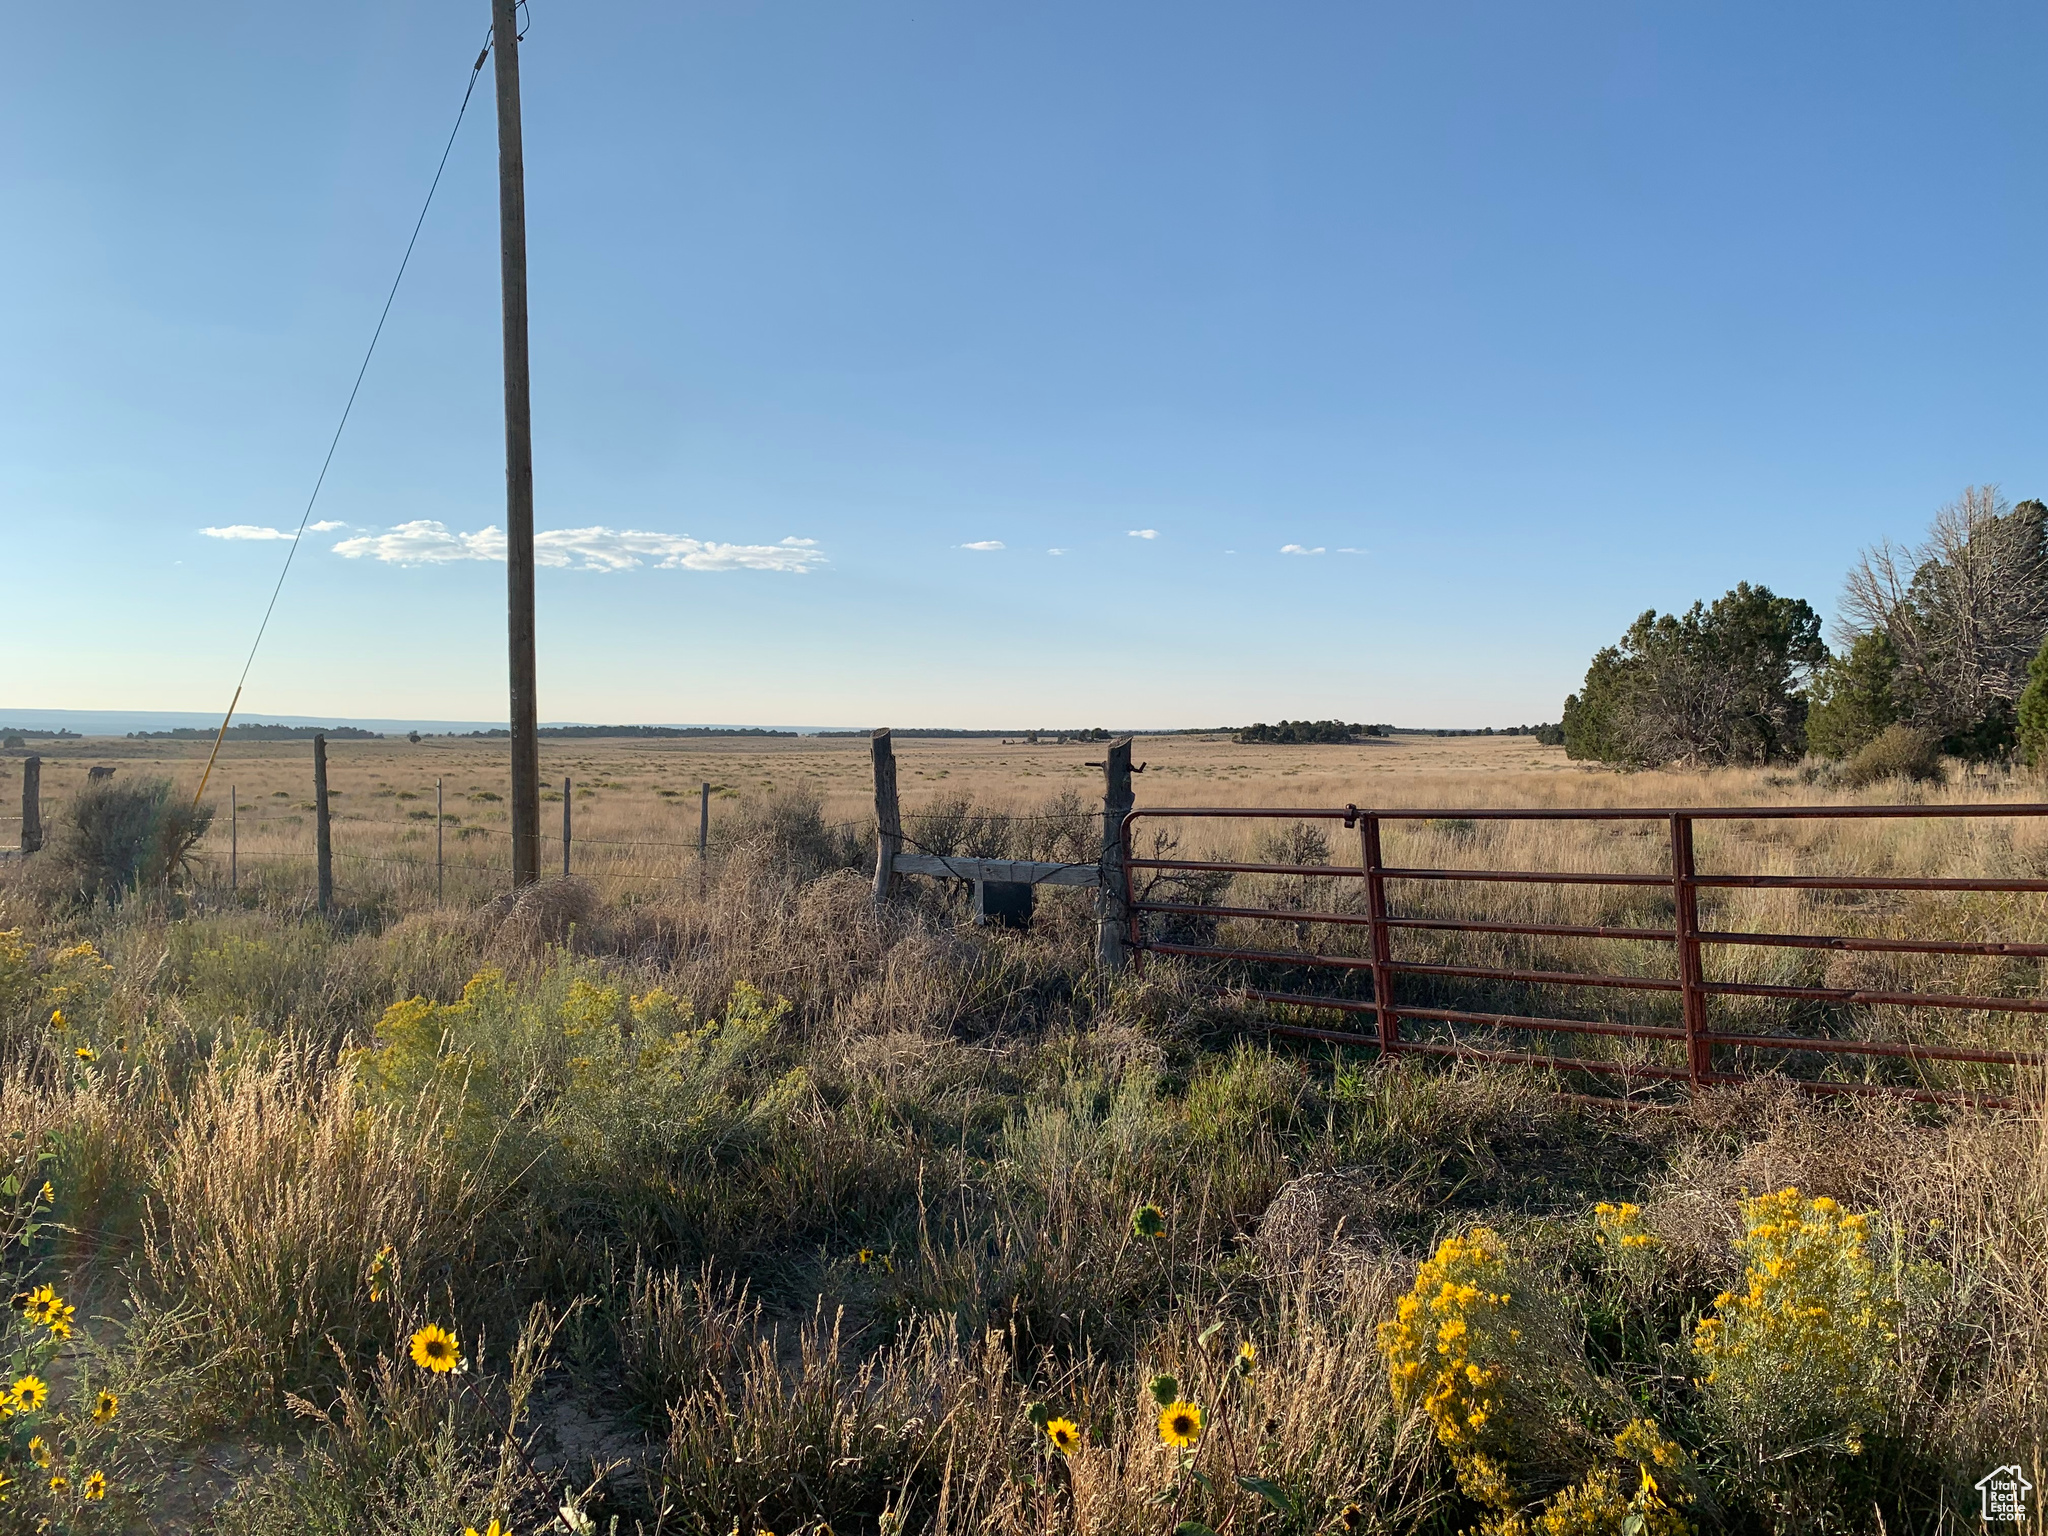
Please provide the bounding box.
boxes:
[0,737,2042,1534]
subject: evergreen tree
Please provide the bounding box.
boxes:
[1807,631,1901,759]
[2017,636,2048,767]
[1560,584,1826,768]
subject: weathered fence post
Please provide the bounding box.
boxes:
[1096,737,1134,971]
[871,728,900,903]
[562,776,572,877]
[312,734,333,913]
[699,781,710,862]
[19,755,40,855]
[230,785,238,893]
[1670,813,1709,1089]
[1357,812,1399,1055]
[436,778,444,904]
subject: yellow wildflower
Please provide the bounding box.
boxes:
[409,1324,461,1373]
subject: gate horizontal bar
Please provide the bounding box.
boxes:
[1133,900,1679,943]
[1693,873,2048,893]
[1701,979,2048,1013]
[1393,1004,1688,1041]
[1389,915,1678,942]
[1388,959,1682,992]
[1386,866,1672,887]
[1232,989,1686,1042]
[1705,1029,2045,1066]
[890,853,1100,886]
[1133,900,1375,928]
[1698,930,2048,958]
[1127,856,1362,878]
[1131,804,2048,822]
[1145,940,1376,971]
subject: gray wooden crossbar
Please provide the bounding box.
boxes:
[889,854,1100,887]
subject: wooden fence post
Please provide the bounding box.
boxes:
[871,729,900,903]
[19,755,40,855]
[699,781,710,861]
[312,734,333,914]
[436,778,444,904]
[1096,737,1134,971]
[1358,813,1398,1054]
[230,785,238,893]
[562,776,572,877]
[1671,813,1710,1089]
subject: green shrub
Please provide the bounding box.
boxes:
[36,778,213,906]
[1833,725,1943,788]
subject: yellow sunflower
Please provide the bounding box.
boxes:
[82,1470,108,1501]
[1045,1416,1082,1455]
[463,1521,505,1536]
[75,1045,97,1063]
[93,1390,119,1423]
[10,1375,48,1413]
[409,1324,461,1373]
[1158,1399,1203,1449]
[47,1474,69,1494]
[27,1436,51,1468]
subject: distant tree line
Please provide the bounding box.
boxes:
[126,724,383,741]
[462,726,799,740]
[1413,724,1565,743]
[1562,487,2048,769]
[1236,721,1393,744]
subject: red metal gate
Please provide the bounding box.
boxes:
[1120,804,2048,1107]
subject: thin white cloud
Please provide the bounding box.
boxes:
[1280,544,1327,556]
[202,520,348,540]
[330,521,825,573]
[1047,547,1067,556]
[1128,528,1159,540]
[960,540,1005,551]
[1336,547,1367,555]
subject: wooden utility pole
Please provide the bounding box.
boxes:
[871,729,901,903]
[1096,738,1134,970]
[312,734,334,914]
[492,0,541,888]
[19,756,40,855]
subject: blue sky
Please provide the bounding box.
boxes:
[4,2,2042,728]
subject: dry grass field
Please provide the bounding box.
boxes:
[0,734,2043,1534]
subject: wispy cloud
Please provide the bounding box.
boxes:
[330,521,826,573]
[1280,543,1326,556]
[1336,547,1367,555]
[202,520,349,541]
[960,540,1005,551]
[1047,547,1067,556]
[1128,529,1159,540]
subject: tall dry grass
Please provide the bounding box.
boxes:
[0,754,2042,1531]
